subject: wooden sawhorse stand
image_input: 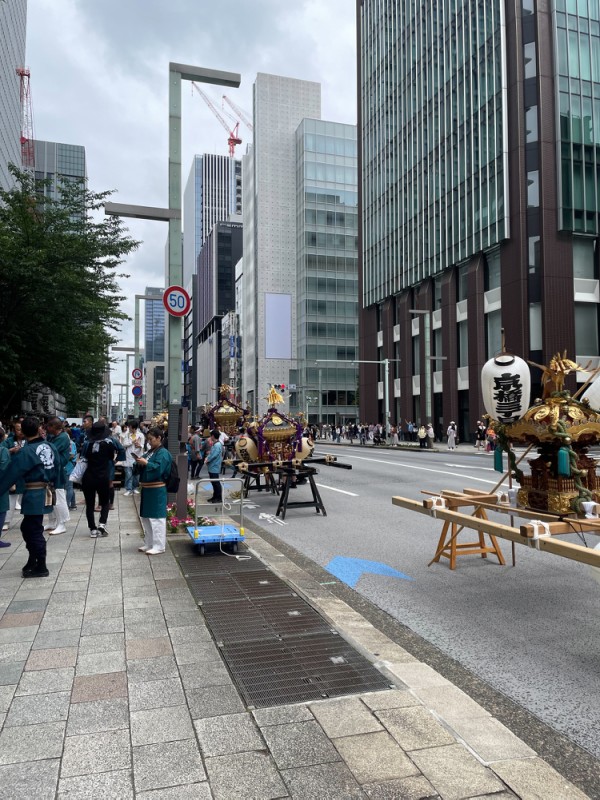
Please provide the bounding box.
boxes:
[275,466,326,520]
[242,469,279,499]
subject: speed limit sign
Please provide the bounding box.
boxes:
[163,285,191,317]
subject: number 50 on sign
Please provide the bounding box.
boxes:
[163,286,191,317]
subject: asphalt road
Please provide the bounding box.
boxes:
[232,443,600,761]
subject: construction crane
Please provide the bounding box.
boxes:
[222,95,253,132]
[15,66,34,169]
[191,82,241,157]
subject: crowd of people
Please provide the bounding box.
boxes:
[0,414,174,579]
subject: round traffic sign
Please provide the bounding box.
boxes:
[132,368,142,380]
[163,285,191,317]
[132,386,143,397]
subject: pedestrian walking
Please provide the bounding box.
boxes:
[0,427,11,548]
[417,424,427,448]
[206,429,224,504]
[81,421,121,539]
[134,426,173,555]
[446,421,457,450]
[121,421,144,495]
[0,416,58,578]
[475,421,487,450]
[44,416,72,536]
[64,427,78,509]
[190,427,204,478]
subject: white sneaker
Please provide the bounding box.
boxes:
[133,489,141,495]
[48,524,66,535]
[43,524,56,531]
[145,547,165,555]
[138,545,148,552]
[123,491,132,497]
[2,525,8,531]
[90,529,99,538]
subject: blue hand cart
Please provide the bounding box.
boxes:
[186,476,245,555]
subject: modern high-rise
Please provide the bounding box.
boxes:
[34,140,87,198]
[357,0,600,440]
[0,0,27,190]
[293,119,359,425]
[183,154,242,290]
[242,73,321,416]
[143,287,165,417]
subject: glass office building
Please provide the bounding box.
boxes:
[357,0,600,440]
[0,0,27,191]
[294,119,359,424]
[144,287,165,363]
[33,140,87,199]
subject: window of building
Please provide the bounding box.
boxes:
[528,236,541,274]
[457,265,469,301]
[527,171,540,207]
[486,309,502,358]
[457,320,469,367]
[524,42,537,79]
[575,302,599,355]
[525,106,538,143]
[573,237,596,278]
[484,250,501,290]
[413,335,420,375]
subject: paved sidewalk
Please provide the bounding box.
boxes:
[0,495,590,799]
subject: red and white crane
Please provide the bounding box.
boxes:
[222,95,253,132]
[191,82,241,157]
[15,66,34,169]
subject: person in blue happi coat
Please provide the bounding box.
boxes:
[0,416,58,577]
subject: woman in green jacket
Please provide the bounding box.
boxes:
[0,427,11,547]
[134,427,172,555]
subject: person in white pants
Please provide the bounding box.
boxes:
[44,418,72,536]
[134,428,172,556]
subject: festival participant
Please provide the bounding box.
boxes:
[121,420,144,496]
[134,426,172,555]
[0,416,57,577]
[44,417,72,535]
[0,427,11,547]
[206,429,223,504]
[81,421,122,538]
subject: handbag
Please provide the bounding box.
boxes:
[69,458,88,484]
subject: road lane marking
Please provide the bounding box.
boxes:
[341,454,499,485]
[445,463,495,471]
[315,483,359,496]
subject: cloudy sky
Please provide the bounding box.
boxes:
[26,0,357,390]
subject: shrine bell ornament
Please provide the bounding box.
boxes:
[481,354,531,424]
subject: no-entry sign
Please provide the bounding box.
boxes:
[163,285,191,317]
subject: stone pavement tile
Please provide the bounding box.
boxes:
[76,650,126,676]
[137,783,213,799]
[57,768,134,799]
[38,613,83,632]
[0,641,31,663]
[124,596,162,611]
[167,624,213,644]
[253,704,314,727]
[194,712,264,757]
[81,617,124,636]
[492,757,591,800]
[16,666,73,696]
[449,716,537,762]
[44,602,86,618]
[155,578,187,589]
[386,663,451,690]
[7,598,48,614]
[128,677,186,712]
[0,662,24,687]
[127,655,179,683]
[133,738,206,792]
[131,704,195,746]
[0,684,16,712]
[310,697,384,739]
[126,636,173,659]
[83,603,122,620]
[162,610,205,628]
[375,706,455,751]
[71,670,127,703]
[61,729,131,777]
[66,697,129,735]
[123,584,159,598]
[78,632,125,656]
[25,646,78,671]
[122,575,156,588]
[362,775,440,799]
[0,720,66,764]
[173,641,222,665]
[0,611,44,628]
[46,589,87,604]
[179,660,233,690]
[410,744,506,800]
[334,731,420,785]
[124,607,165,625]
[125,622,169,639]
[0,758,60,800]
[0,625,38,644]
[187,684,246,719]
[281,761,364,799]
[361,689,420,712]
[33,629,81,650]
[261,720,340,770]
[4,691,70,727]
[205,751,288,800]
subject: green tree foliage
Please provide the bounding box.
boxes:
[0,166,139,416]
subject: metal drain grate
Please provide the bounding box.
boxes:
[188,570,294,605]
[221,634,392,707]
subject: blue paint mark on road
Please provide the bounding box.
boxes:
[325,556,413,588]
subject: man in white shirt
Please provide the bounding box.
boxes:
[121,421,145,495]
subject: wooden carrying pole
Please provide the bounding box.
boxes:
[392,496,600,569]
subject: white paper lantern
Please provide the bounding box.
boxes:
[481,354,531,424]
[294,436,315,461]
[235,435,258,463]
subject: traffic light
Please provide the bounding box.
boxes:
[273,384,286,392]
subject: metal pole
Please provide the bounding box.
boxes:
[168,68,183,405]
[384,358,390,436]
[424,313,432,422]
[318,368,322,425]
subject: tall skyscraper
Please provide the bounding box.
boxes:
[144,287,165,417]
[183,154,242,289]
[242,73,321,415]
[357,0,600,439]
[0,0,27,190]
[293,119,359,425]
[33,140,87,198]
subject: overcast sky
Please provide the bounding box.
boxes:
[26,0,357,394]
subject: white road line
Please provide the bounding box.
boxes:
[315,483,359,496]
[342,454,500,485]
[445,463,495,471]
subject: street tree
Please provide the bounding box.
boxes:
[0,166,139,417]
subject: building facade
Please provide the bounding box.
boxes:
[33,140,87,198]
[293,119,359,425]
[357,0,600,441]
[0,0,27,190]
[241,73,321,416]
[183,154,242,290]
[143,287,165,417]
